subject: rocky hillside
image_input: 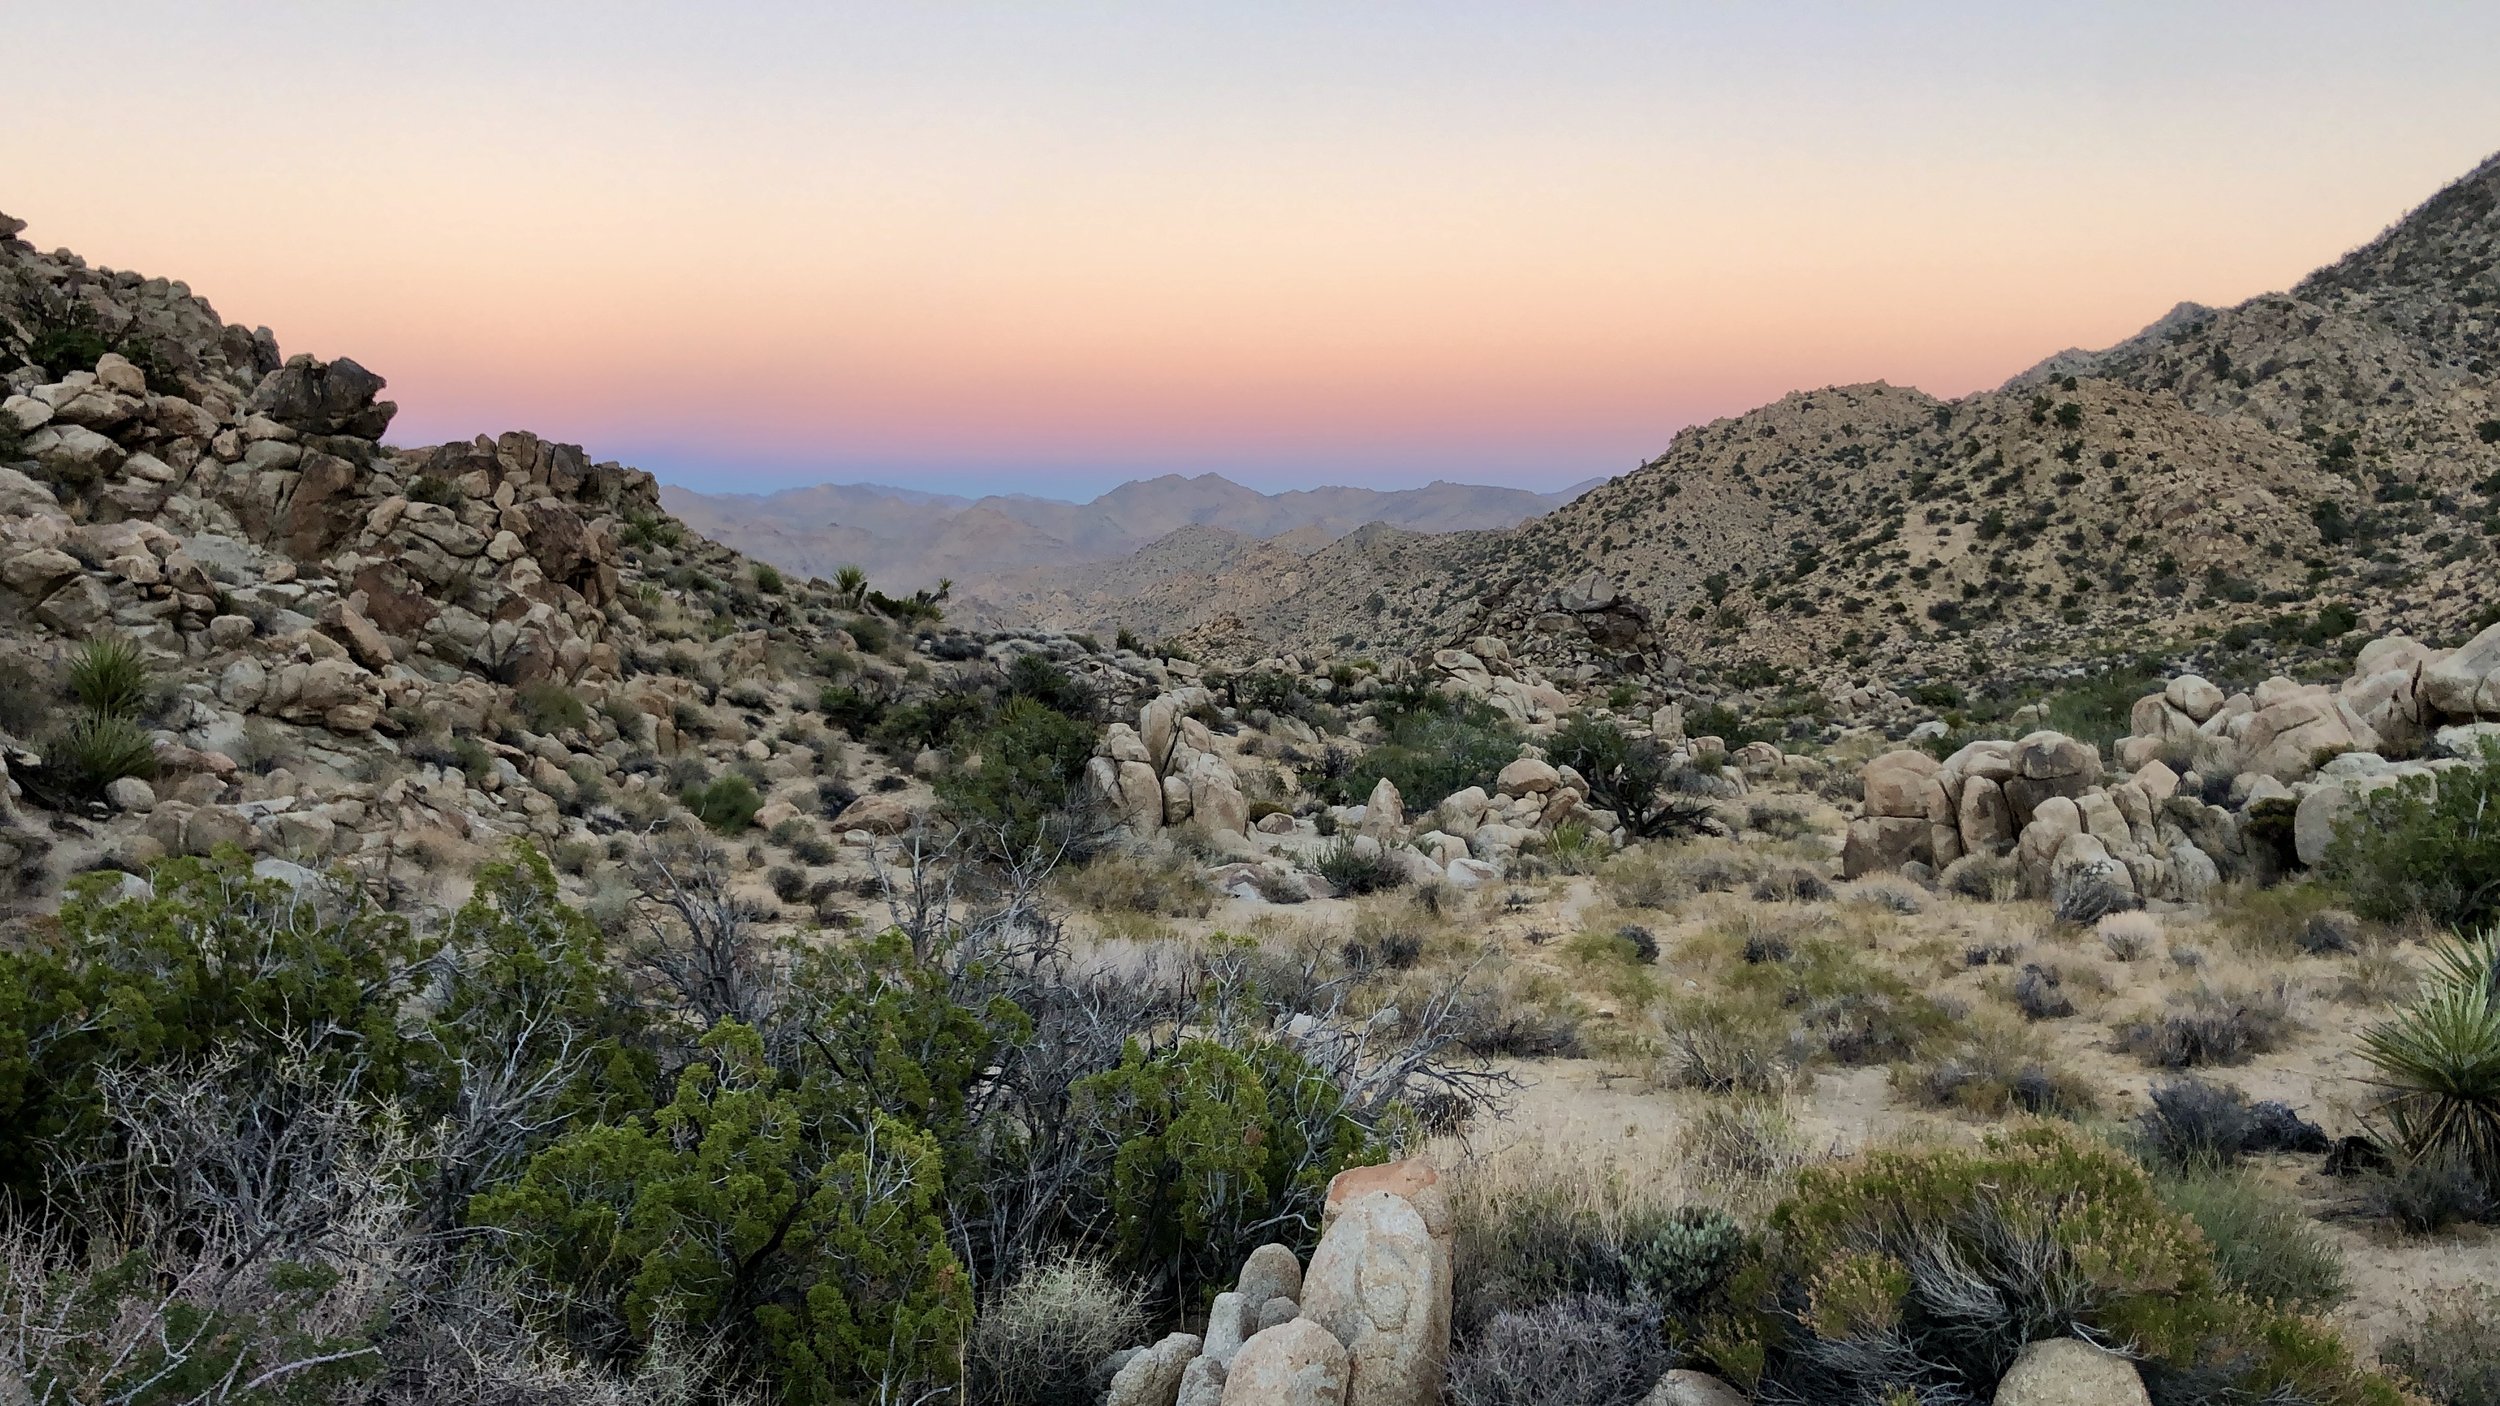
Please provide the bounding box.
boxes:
[665,471,1600,614]
[1166,151,2500,720]
[0,209,1199,917]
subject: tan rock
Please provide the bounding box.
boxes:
[1304,1188,1450,1406]
[1861,749,1942,818]
[1992,1337,2149,1406]
[1642,1370,1750,1406]
[1220,1319,1348,1406]
[1108,1332,1202,1406]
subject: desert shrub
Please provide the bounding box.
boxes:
[2361,1152,2493,1235]
[1052,848,1218,918]
[1749,866,1833,904]
[2359,928,2500,1185]
[474,1022,973,1404]
[1324,694,1520,811]
[965,1254,1147,1406]
[1314,839,1406,895]
[33,710,158,804]
[1446,1293,1666,1406]
[1451,1150,1746,1340]
[1717,1126,2404,1406]
[1679,1094,1811,1214]
[2012,962,2075,1020]
[936,696,1102,862]
[1743,799,1817,842]
[2153,1171,2345,1311]
[2381,1289,2500,1406]
[2052,866,2142,924]
[1598,846,1692,909]
[1849,879,1924,915]
[517,678,591,734]
[2118,979,2299,1068]
[1543,820,1607,875]
[1900,1020,2097,1119]
[65,634,154,719]
[2134,1076,2328,1171]
[1548,714,1715,839]
[1662,997,1798,1094]
[680,772,763,833]
[2204,880,2346,957]
[1451,980,1585,1058]
[2325,742,2500,928]
[752,563,784,594]
[2098,911,2160,961]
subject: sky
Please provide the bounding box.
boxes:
[12,3,2500,499]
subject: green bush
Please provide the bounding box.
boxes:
[681,772,763,833]
[1547,714,1714,839]
[2359,928,2500,1184]
[64,635,153,720]
[752,562,783,594]
[1714,1126,2402,1406]
[516,678,591,734]
[1070,1037,1378,1308]
[2325,742,2500,928]
[1324,694,1520,811]
[472,1021,972,1404]
[0,856,427,1197]
[2153,1170,2345,1311]
[1314,839,1407,895]
[935,695,1099,861]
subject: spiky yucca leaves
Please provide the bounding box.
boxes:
[2360,955,2500,1183]
[64,633,152,719]
[42,711,157,803]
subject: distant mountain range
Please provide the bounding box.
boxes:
[659,472,1606,609]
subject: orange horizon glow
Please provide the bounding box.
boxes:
[12,4,2500,496]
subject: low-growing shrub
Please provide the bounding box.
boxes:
[2118,978,2299,1068]
[1314,840,1406,895]
[680,772,763,833]
[1051,849,1218,918]
[2381,1289,2500,1406]
[1749,866,1832,904]
[2098,910,2160,961]
[1900,1020,2097,1119]
[1718,1126,2404,1406]
[1447,1293,1665,1406]
[2012,962,2075,1020]
[2361,1152,2494,1235]
[2153,1170,2345,1311]
[516,679,591,734]
[2134,1076,2329,1170]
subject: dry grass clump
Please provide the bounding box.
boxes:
[2097,910,2162,961]
[965,1254,1148,1406]
[1678,1093,1813,1215]
[2116,976,2301,1068]
[1897,1018,2098,1120]
[2202,878,2346,957]
[1050,847,1218,918]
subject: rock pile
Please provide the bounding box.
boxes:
[1846,733,2229,906]
[1101,1157,1451,1406]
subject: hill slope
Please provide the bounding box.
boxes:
[1170,152,2500,706]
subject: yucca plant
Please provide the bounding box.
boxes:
[65,633,153,719]
[43,710,159,802]
[2360,940,2500,1181]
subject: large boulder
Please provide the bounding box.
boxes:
[1861,749,1942,818]
[2424,621,2500,718]
[1303,1188,1450,1406]
[246,354,396,438]
[2293,771,2410,867]
[1220,1319,1350,1406]
[2238,692,2361,781]
[1842,816,1929,879]
[1992,1337,2150,1406]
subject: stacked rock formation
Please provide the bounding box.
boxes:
[1100,1157,1452,1406]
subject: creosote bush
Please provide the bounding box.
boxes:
[2325,741,2500,928]
[1708,1126,2403,1406]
